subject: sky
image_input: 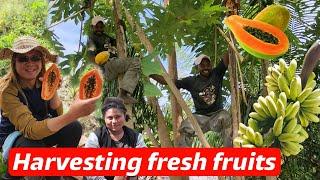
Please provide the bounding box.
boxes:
[51,20,85,55]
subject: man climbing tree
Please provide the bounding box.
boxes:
[151,54,232,147]
[87,16,140,104]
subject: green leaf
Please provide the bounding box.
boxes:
[143,80,162,97]
[141,50,163,76]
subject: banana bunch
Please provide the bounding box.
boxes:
[233,123,263,148]
[297,72,320,127]
[265,59,297,96]
[265,59,320,127]
[278,125,309,156]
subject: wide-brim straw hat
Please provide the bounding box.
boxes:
[0,36,57,63]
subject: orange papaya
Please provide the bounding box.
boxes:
[224,15,289,59]
[41,63,61,100]
[79,69,103,99]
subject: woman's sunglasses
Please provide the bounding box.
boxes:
[15,54,43,63]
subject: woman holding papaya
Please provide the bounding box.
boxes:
[0,36,100,179]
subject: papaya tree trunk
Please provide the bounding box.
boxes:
[148,97,172,147]
[225,0,240,147]
[163,0,182,147]
[123,7,210,147]
[261,59,269,96]
[112,0,134,128]
[113,0,126,57]
[225,1,243,180]
[168,49,183,146]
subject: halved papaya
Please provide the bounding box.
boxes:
[79,69,103,100]
[224,15,289,59]
[41,63,61,100]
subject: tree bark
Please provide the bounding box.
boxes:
[123,8,210,147]
[225,1,243,180]
[261,59,269,96]
[112,0,134,128]
[113,0,126,58]
[168,47,183,147]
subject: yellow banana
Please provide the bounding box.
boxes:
[267,66,273,75]
[248,118,260,132]
[271,67,281,78]
[283,118,297,133]
[281,148,291,157]
[242,144,256,148]
[293,135,307,143]
[307,72,316,81]
[278,133,300,142]
[233,137,250,147]
[281,141,303,156]
[306,80,316,90]
[306,72,316,87]
[254,132,264,147]
[303,106,320,114]
[277,100,286,117]
[269,91,277,101]
[246,127,256,143]
[285,101,300,120]
[249,112,266,121]
[273,116,284,136]
[285,59,297,83]
[298,111,310,127]
[297,88,313,103]
[289,76,301,100]
[265,96,277,118]
[298,127,309,139]
[266,75,278,86]
[302,110,320,123]
[279,92,287,107]
[292,124,302,134]
[301,98,320,108]
[279,59,288,74]
[278,75,291,97]
[258,96,271,116]
[253,103,269,118]
[267,85,280,94]
[239,123,247,135]
[306,89,320,100]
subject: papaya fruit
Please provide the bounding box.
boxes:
[41,63,61,100]
[254,4,290,31]
[79,69,103,99]
[224,15,289,59]
[95,51,110,65]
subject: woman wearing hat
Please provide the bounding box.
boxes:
[0,36,100,179]
[85,97,146,180]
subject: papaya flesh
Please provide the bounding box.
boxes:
[79,69,103,100]
[41,63,61,100]
[224,15,289,59]
[254,4,290,31]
